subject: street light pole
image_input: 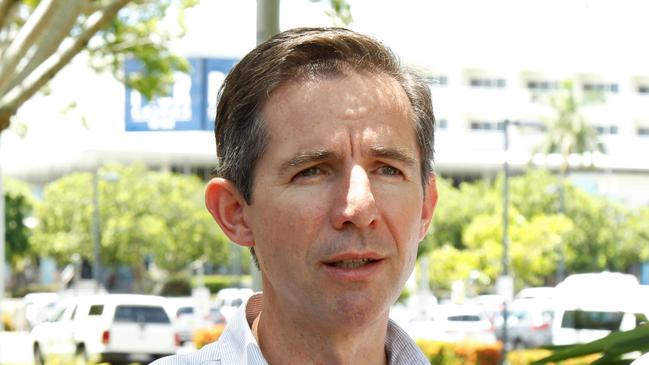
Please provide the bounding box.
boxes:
[500,119,511,363]
[93,169,101,292]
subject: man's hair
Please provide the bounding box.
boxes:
[213,27,436,204]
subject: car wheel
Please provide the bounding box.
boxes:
[33,343,45,365]
[74,345,89,365]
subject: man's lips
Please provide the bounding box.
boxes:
[321,252,386,281]
[322,252,384,267]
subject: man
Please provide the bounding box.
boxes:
[154,27,438,364]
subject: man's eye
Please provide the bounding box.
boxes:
[295,167,322,179]
[378,166,402,176]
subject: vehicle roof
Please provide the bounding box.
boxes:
[58,293,169,307]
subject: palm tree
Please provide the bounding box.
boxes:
[534,80,606,281]
[535,79,605,175]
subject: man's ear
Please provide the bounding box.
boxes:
[205,178,254,247]
[418,175,438,241]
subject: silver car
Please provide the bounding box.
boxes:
[495,299,554,349]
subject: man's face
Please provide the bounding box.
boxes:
[244,71,436,328]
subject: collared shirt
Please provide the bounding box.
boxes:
[152,293,430,365]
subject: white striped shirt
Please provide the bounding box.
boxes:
[152,293,430,364]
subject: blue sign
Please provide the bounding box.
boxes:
[124,57,238,131]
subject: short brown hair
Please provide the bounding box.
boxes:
[213,27,435,203]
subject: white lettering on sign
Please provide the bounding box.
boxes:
[207,71,226,122]
[129,72,193,130]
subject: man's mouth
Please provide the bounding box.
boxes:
[328,258,377,269]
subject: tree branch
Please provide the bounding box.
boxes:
[0,0,131,131]
[0,0,19,31]
[3,0,86,94]
[0,0,60,92]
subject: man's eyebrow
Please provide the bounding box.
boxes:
[370,146,417,166]
[280,149,336,171]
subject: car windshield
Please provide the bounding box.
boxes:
[561,310,623,330]
[447,315,482,322]
[114,305,170,324]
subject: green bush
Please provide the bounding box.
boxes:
[160,275,192,297]
[11,284,58,298]
[2,312,15,331]
[417,340,502,365]
[195,275,252,294]
[416,342,598,365]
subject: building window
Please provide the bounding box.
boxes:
[526,80,559,91]
[436,119,448,130]
[638,127,649,136]
[596,125,619,135]
[637,85,649,94]
[583,82,619,94]
[470,120,504,131]
[469,78,506,88]
[429,75,448,86]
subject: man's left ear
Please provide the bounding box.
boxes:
[419,175,438,240]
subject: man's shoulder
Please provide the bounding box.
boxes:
[151,343,223,365]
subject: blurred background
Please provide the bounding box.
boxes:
[0,0,648,364]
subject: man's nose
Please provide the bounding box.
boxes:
[331,165,379,229]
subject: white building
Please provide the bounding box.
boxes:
[3,0,649,206]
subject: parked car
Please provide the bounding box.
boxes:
[167,297,204,345]
[552,272,649,345]
[494,299,554,349]
[23,292,60,330]
[467,294,505,324]
[403,304,497,344]
[213,288,253,322]
[31,294,179,365]
[515,286,556,301]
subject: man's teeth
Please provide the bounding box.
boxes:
[332,259,373,269]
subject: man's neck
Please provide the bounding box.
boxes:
[255,296,389,365]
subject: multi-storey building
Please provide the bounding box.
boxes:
[3,0,649,206]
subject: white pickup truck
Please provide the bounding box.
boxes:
[31,294,179,364]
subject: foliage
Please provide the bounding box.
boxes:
[160,274,192,297]
[198,274,252,294]
[2,311,15,331]
[423,170,649,294]
[532,325,649,365]
[423,177,495,254]
[3,177,34,267]
[192,324,225,349]
[0,0,199,131]
[508,349,598,365]
[416,340,502,365]
[32,163,230,273]
[10,283,58,298]
[325,0,353,26]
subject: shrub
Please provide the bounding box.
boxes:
[192,324,226,349]
[160,275,192,297]
[504,348,596,365]
[197,275,251,294]
[416,341,600,365]
[2,312,15,331]
[417,340,502,365]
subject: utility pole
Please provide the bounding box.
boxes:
[257,0,280,44]
[93,169,101,292]
[500,119,512,364]
[249,0,280,293]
